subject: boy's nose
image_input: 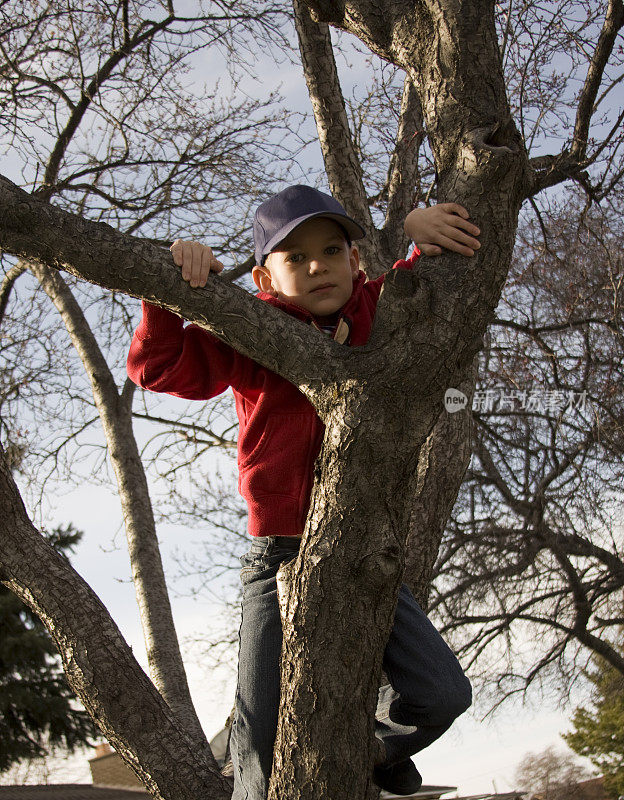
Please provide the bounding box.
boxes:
[309,258,328,274]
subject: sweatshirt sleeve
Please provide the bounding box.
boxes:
[127,301,250,400]
[362,244,421,303]
[392,244,421,272]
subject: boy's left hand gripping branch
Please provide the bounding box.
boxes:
[404,203,481,257]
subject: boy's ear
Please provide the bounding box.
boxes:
[252,265,276,294]
[349,244,360,278]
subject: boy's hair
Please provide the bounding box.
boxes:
[253,185,365,266]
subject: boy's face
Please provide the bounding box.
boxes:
[252,217,360,316]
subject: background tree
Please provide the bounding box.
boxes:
[0,524,97,773]
[564,651,624,797]
[431,197,624,710]
[514,746,592,800]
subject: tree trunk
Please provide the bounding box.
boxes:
[0,446,230,800]
[271,382,440,799]
[27,260,213,762]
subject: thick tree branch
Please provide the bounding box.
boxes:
[0,445,230,800]
[292,0,384,276]
[570,0,624,164]
[1,172,506,416]
[0,262,27,325]
[0,173,345,394]
[27,260,212,756]
[403,359,475,608]
[381,76,424,258]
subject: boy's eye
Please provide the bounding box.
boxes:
[287,253,303,264]
[325,246,341,255]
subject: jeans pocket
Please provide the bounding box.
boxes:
[239,546,268,583]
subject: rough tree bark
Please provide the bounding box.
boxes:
[0,445,230,800]
[293,1,475,608]
[0,0,533,798]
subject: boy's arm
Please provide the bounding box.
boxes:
[404,203,480,257]
[127,302,250,400]
[127,240,248,399]
[374,203,480,286]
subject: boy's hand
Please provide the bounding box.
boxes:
[170,239,225,288]
[404,203,481,257]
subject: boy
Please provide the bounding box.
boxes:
[127,185,479,799]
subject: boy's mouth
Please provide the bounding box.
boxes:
[310,283,334,293]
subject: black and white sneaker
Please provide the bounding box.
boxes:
[373,759,423,796]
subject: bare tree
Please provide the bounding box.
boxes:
[0,1,623,799]
[515,745,592,800]
[431,197,624,710]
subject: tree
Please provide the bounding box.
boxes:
[0,0,293,764]
[0,525,97,772]
[0,2,623,800]
[564,653,624,797]
[514,745,592,800]
[431,197,624,709]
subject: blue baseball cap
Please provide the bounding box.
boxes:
[253,185,366,265]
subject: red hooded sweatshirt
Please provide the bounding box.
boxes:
[127,249,419,537]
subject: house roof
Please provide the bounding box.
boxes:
[382,785,458,799]
[456,794,526,800]
[0,786,147,799]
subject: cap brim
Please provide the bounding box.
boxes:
[262,211,366,259]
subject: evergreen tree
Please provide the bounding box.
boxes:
[0,525,98,772]
[564,653,624,798]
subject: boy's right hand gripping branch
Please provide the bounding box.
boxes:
[170,239,225,288]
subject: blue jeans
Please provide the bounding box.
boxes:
[230,536,472,800]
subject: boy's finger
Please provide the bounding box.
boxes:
[438,234,476,257]
[446,215,480,236]
[199,247,214,285]
[181,242,195,281]
[444,226,481,250]
[190,244,206,287]
[417,243,443,256]
[441,202,469,219]
[170,240,184,266]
